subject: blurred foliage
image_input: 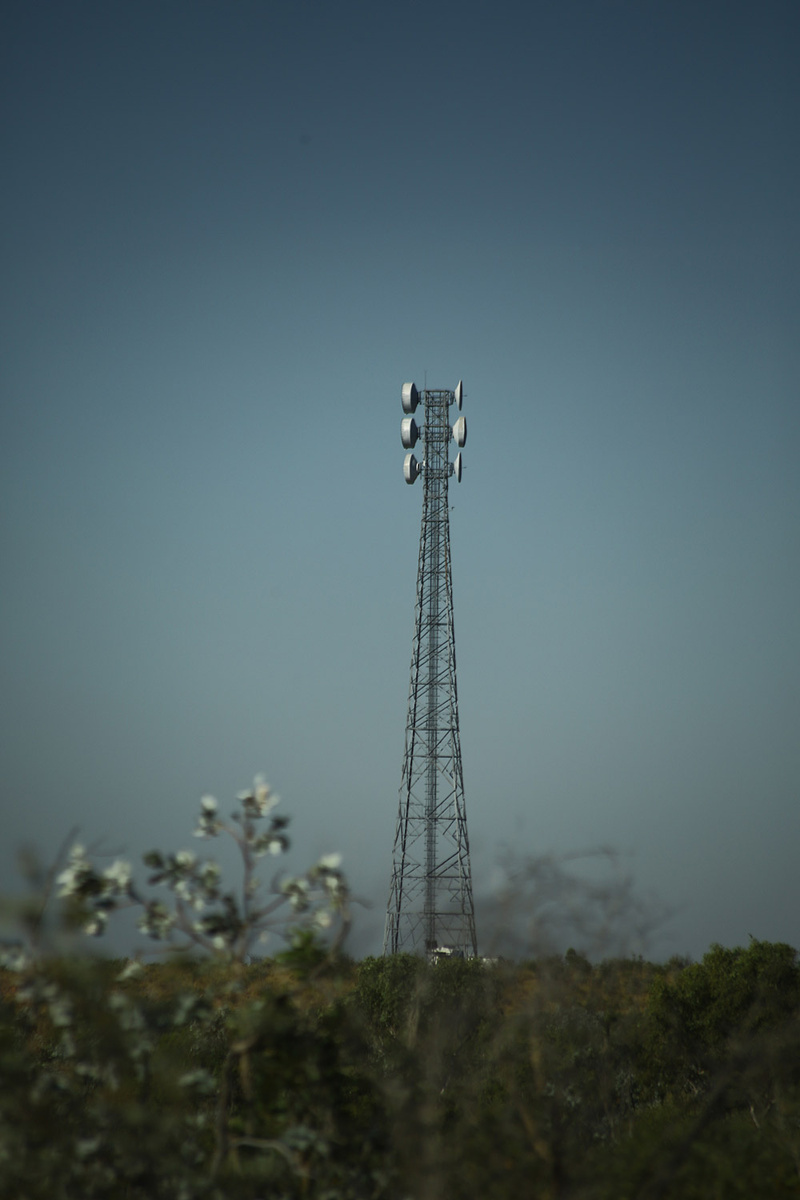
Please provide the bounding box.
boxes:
[2,784,799,1198]
[4,940,800,1198]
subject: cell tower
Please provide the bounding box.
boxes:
[384,380,477,958]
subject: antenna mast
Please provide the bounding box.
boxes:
[384,380,477,957]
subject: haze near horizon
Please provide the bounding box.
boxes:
[2,0,798,961]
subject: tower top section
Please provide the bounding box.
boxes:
[399,381,466,486]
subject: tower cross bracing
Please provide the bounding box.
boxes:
[384,381,477,958]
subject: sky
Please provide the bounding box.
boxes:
[2,0,799,962]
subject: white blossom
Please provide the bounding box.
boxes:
[253,775,279,816]
[85,912,108,937]
[103,859,132,892]
[0,946,30,972]
[115,960,143,982]
[194,796,221,838]
[56,844,92,897]
[281,876,310,912]
[251,830,288,858]
[239,775,281,819]
[55,867,78,897]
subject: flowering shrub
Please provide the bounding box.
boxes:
[53,775,349,961]
[0,778,371,1200]
[2,778,800,1200]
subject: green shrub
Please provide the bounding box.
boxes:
[2,780,799,1199]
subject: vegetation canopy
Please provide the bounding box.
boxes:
[1,778,799,1198]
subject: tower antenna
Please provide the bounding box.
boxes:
[384,379,476,958]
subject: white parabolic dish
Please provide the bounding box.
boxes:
[401,382,419,414]
[403,452,419,484]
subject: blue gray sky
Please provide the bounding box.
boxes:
[2,0,799,959]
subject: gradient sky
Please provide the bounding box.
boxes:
[2,0,799,960]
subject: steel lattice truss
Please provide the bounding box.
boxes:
[384,386,477,957]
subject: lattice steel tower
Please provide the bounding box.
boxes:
[384,380,477,958]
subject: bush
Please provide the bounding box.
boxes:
[2,779,799,1199]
